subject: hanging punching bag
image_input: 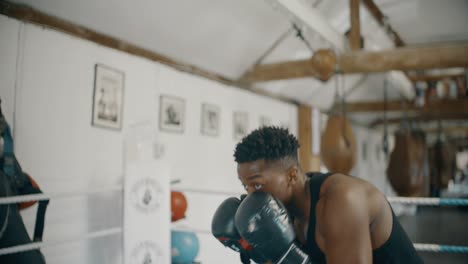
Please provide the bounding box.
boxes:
[429,140,456,196]
[387,129,429,197]
[320,115,357,174]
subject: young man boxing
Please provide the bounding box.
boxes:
[212,126,423,263]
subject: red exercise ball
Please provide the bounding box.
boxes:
[171,191,187,222]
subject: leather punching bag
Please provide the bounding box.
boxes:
[387,130,429,197]
[429,140,456,196]
[320,115,357,174]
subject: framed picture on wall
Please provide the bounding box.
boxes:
[159,95,185,133]
[361,141,368,161]
[92,64,125,130]
[233,112,249,140]
[201,103,220,136]
[259,116,271,127]
[375,143,381,161]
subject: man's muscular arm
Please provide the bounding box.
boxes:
[318,182,373,264]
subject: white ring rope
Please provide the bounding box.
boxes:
[1,186,466,207]
[171,227,468,253]
[0,227,122,256]
[169,188,468,207]
[0,226,207,256]
[387,197,442,205]
[0,185,123,205]
[413,243,468,253]
[171,187,241,197]
[1,226,467,255]
[387,197,468,206]
[1,181,462,208]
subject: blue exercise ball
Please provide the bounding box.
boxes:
[171,230,199,264]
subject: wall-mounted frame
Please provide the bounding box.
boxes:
[233,112,249,140]
[159,95,185,133]
[201,103,221,136]
[92,64,125,130]
[361,141,368,161]
[259,116,271,127]
[375,143,381,162]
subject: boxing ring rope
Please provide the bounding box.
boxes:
[1,188,468,255]
[0,225,209,257]
[386,197,468,206]
[7,186,467,207]
[413,244,468,254]
[0,185,124,256]
[0,227,122,256]
[171,187,242,197]
[0,184,123,205]
[171,186,468,207]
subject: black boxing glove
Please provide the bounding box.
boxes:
[235,192,312,264]
[211,196,268,264]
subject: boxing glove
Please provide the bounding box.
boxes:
[235,192,312,264]
[211,196,268,264]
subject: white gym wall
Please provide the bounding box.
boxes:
[0,14,297,264]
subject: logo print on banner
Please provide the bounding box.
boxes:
[131,240,163,264]
[131,178,163,214]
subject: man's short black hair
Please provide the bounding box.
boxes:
[234,126,300,164]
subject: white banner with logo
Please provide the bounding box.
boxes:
[124,122,170,264]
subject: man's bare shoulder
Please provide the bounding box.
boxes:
[315,173,393,253]
[320,173,366,197]
[316,173,385,223]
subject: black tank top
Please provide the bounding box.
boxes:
[306,172,424,263]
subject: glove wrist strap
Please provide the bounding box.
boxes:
[275,243,311,264]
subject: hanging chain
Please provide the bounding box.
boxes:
[341,73,346,118]
[333,73,340,113]
[335,73,351,147]
[293,23,314,53]
[333,72,346,114]
[383,77,389,158]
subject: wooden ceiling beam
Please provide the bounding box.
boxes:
[448,137,468,149]
[371,114,468,127]
[340,43,468,74]
[408,73,464,82]
[424,126,468,135]
[345,99,468,115]
[263,0,413,97]
[243,44,468,82]
[242,50,337,82]
[349,0,362,50]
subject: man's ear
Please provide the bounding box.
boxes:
[287,166,299,185]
